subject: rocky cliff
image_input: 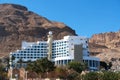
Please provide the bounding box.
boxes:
[89,31,120,70]
[89,31,120,53]
[0,4,76,56]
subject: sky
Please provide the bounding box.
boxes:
[0,0,120,37]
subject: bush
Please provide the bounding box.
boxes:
[68,61,86,73]
[55,67,67,79]
[101,71,119,80]
[67,71,79,80]
[82,72,99,80]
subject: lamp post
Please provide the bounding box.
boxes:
[15,74,18,80]
[25,71,28,80]
[9,52,13,80]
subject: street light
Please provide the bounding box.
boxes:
[15,74,18,80]
[25,71,28,80]
[9,52,13,80]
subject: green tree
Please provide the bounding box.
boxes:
[67,71,79,80]
[26,58,55,74]
[0,59,8,79]
[100,61,108,70]
[26,61,34,71]
[55,67,67,79]
[108,62,112,69]
[17,58,23,68]
[4,55,15,68]
[100,61,112,70]
[68,61,86,73]
[12,55,15,61]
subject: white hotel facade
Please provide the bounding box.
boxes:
[10,31,100,71]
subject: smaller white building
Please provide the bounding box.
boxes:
[11,32,100,71]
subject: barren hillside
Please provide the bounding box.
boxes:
[0,4,76,56]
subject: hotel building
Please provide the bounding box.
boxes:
[10,31,100,71]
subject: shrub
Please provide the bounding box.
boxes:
[101,71,119,80]
[82,72,99,80]
[68,61,86,73]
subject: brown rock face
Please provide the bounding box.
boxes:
[0,4,76,56]
[89,31,120,69]
[89,31,120,53]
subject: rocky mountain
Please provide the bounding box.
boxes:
[89,31,120,53]
[0,4,76,56]
[89,31,120,70]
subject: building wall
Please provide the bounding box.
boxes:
[11,35,100,70]
[74,45,83,62]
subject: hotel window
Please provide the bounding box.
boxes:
[67,54,69,56]
[17,57,19,58]
[41,46,44,48]
[96,61,98,67]
[41,54,43,56]
[37,57,40,58]
[71,48,74,50]
[27,49,30,50]
[37,46,40,48]
[36,51,40,53]
[86,46,88,48]
[93,61,95,67]
[34,46,36,48]
[89,60,92,67]
[94,61,97,67]
[37,54,40,56]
